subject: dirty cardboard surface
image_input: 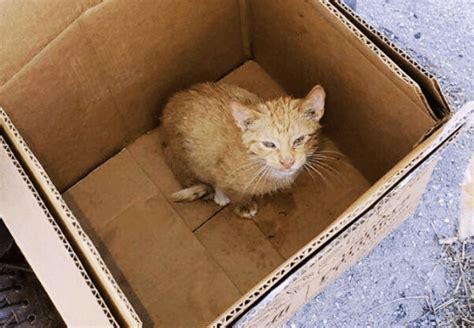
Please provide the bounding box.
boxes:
[253,139,370,258]
[195,208,285,293]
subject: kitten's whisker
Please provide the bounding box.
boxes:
[229,161,263,182]
[232,161,262,174]
[311,160,338,174]
[252,166,270,195]
[308,161,338,177]
[230,164,260,179]
[310,154,340,162]
[304,163,331,187]
[317,150,342,155]
[304,165,317,183]
[306,166,331,188]
[307,160,344,184]
[242,165,267,195]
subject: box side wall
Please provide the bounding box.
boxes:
[0,108,142,326]
[0,0,244,191]
[235,155,438,327]
[249,0,436,182]
[0,0,101,85]
[330,0,450,118]
[0,137,118,327]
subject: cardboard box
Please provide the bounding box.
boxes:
[0,0,471,326]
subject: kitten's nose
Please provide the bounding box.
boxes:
[280,159,295,170]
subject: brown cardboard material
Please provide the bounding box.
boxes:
[0,0,244,191]
[0,1,468,327]
[127,129,220,230]
[79,0,244,138]
[63,150,158,232]
[0,0,101,85]
[220,61,287,101]
[331,0,450,118]
[64,148,241,327]
[253,139,370,258]
[97,195,241,328]
[236,156,440,327]
[0,136,116,327]
[0,23,129,191]
[195,209,285,293]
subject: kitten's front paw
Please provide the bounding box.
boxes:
[202,191,215,201]
[234,200,258,219]
[213,188,230,206]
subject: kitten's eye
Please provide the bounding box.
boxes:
[293,135,306,146]
[262,141,276,149]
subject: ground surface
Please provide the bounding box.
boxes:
[286,1,473,327]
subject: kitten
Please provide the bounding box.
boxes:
[160,82,325,218]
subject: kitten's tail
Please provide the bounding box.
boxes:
[170,184,212,202]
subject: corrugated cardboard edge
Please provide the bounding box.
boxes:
[331,0,450,118]
[0,107,142,327]
[0,136,118,327]
[318,0,436,121]
[210,102,473,327]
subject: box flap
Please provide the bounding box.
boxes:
[0,107,142,327]
[330,0,451,119]
[0,0,244,191]
[0,136,117,327]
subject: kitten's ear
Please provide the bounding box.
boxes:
[301,85,325,121]
[230,101,259,131]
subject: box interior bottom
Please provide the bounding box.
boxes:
[63,60,370,327]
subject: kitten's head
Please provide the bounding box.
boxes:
[231,85,325,178]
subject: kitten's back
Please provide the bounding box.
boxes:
[160,82,260,186]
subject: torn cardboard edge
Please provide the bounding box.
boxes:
[210,102,473,327]
[0,108,141,327]
[330,0,450,119]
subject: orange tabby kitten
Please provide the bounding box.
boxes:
[160,82,325,218]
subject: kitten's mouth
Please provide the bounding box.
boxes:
[273,167,300,177]
[279,170,297,176]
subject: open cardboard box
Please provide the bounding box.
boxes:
[0,0,471,327]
